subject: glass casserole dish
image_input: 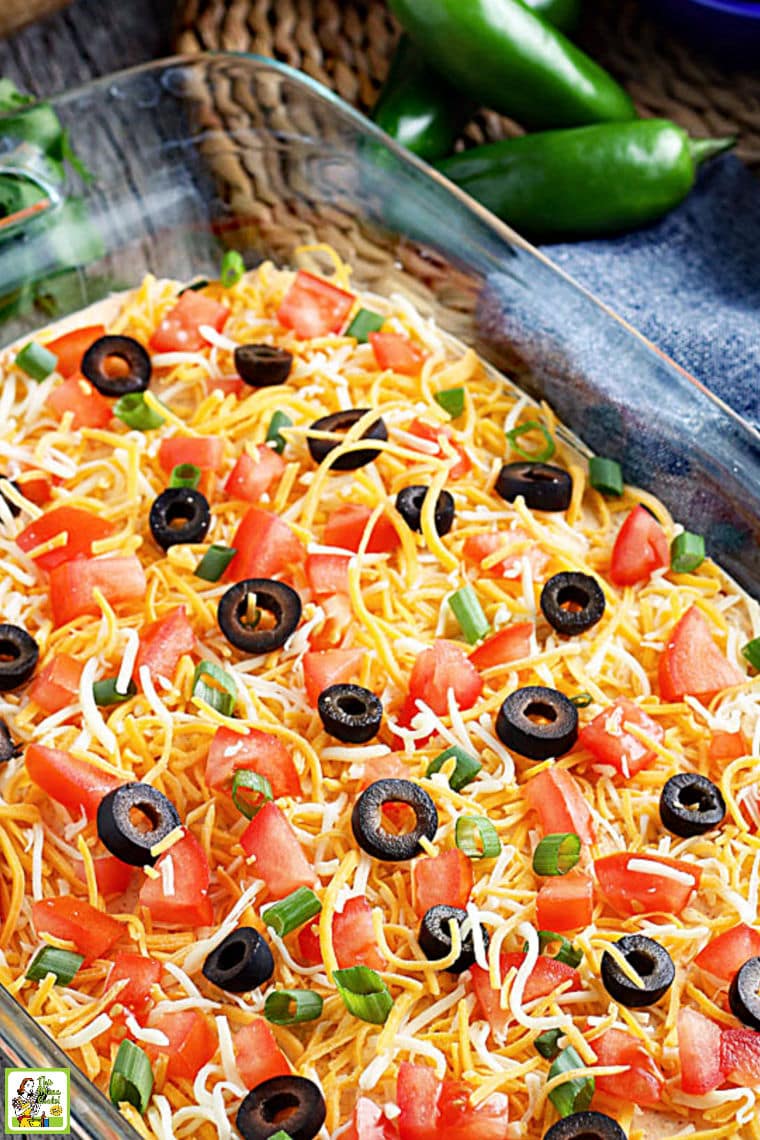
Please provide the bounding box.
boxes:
[0,52,758,1140]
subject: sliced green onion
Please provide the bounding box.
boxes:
[179,278,209,294]
[191,660,237,716]
[263,887,322,937]
[434,386,465,419]
[448,585,490,645]
[505,419,556,463]
[455,815,501,859]
[548,1045,595,1117]
[570,692,593,709]
[670,531,706,574]
[195,543,237,582]
[333,966,393,1025]
[534,1027,564,1061]
[525,931,583,969]
[264,988,324,1025]
[93,677,137,707]
[114,392,165,431]
[26,946,84,985]
[169,463,201,490]
[427,745,482,792]
[220,249,245,288]
[267,411,292,455]
[15,341,58,382]
[109,1039,154,1114]
[742,637,760,672]
[268,1134,293,1140]
[232,769,273,820]
[345,307,384,343]
[589,456,623,497]
[532,833,581,876]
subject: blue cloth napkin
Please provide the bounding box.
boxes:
[543,155,760,429]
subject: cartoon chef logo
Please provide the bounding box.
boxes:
[5,1067,70,1132]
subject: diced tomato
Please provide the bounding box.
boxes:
[107,952,162,1014]
[413,849,473,918]
[46,374,113,429]
[407,640,482,719]
[234,1018,291,1089]
[323,504,401,554]
[135,605,195,684]
[205,374,244,398]
[397,1062,440,1140]
[240,802,317,898]
[297,920,322,967]
[462,531,549,580]
[303,648,365,705]
[149,290,229,353]
[205,725,301,798]
[468,623,533,670]
[306,552,351,596]
[694,924,760,984]
[17,506,115,572]
[28,653,84,713]
[45,325,106,378]
[32,897,123,964]
[592,1028,665,1106]
[609,505,669,586]
[709,730,748,764]
[536,871,594,932]
[721,1028,760,1087]
[49,555,147,627]
[224,506,305,581]
[159,435,224,475]
[225,446,285,502]
[396,1064,509,1140]
[368,331,426,377]
[595,852,700,918]
[579,697,664,779]
[25,742,121,821]
[139,830,213,927]
[307,593,354,651]
[277,270,354,338]
[359,753,410,828]
[15,470,54,506]
[678,1007,724,1094]
[659,605,744,704]
[345,1097,399,1140]
[472,953,581,1038]
[334,896,385,970]
[146,1009,217,1083]
[523,768,595,845]
[76,854,134,898]
[407,418,470,480]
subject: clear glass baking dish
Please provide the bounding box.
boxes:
[0,52,757,1138]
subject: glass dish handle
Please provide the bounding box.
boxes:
[0,141,61,238]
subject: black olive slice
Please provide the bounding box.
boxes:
[0,719,21,763]
[600,934,675,1008]
[97,783,181,867]
[0,624,39,691]
[149,487,211,550]
[543,1111,627,1140]
[81,335,151,397]
[307,408,388,471]
[352,778,438,862]
[202,927,275,994]
[236,1075,326,1140]
[395,485,455,537]
[659,772,726,838]
[540,572,606,636]
[496,462,572,512]
[0,476,21,518]
[419,905,489,973]
[218,578,302,654]
[317,683,383,743]
[729,957,760,1031]
[495,686,578,760]
[234,344,293,388]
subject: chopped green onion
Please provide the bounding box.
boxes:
[589,456,623,497]
[232,769,273,820]
[267,411,292,455]
[333,966,393,1025]
[448,585,490,645]
[532,833,581,876]
[268,1134,293,1140]
[427,745,482,792]
[26,946,84,985]
[505,419,556,463]
[169,463,201,490]
[93,677,137,707]
[15,341,58,382]
[548,1045,595,1117]
[345,307,384,343]
[114,392,165,431]
[191,660,237,716]
[455,815,501,859]
[195,543,237,582]
[534,1027,564,1060]
[109,1039,154,1114]
[434,386,465,418]
[265,989,324,1025]
[670,531,706,574]
[220,249,245,288]
[570,692,593,709]
[525,931,583,969]
[263,887,322,937]
[742,637,760,672]
[179,278,210,294]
